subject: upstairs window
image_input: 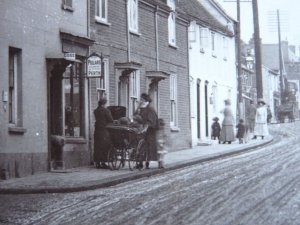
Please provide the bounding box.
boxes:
[167,0,176,46]
[8,47,23,127]
[211,32,216,55]
[199,27,209,52]
[223,36,228,60]
[96,0,108,23]
[128,0,138,33]
[62,0,73,11]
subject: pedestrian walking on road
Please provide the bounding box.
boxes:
[246,100,256,133]
[219,99,235,144]
[211,117,221,143]
[236,119,246,144]
[93,98,114,169]
[253,98,269,140]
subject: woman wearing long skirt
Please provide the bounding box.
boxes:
[253,98,269,140]
[93,98,113,169]
[219,99,235,144]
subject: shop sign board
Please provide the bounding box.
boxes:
[87,55,101,77]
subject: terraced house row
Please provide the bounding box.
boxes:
[0,0,237,179]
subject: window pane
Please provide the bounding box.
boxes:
[64,64,82,137]
[101,0,106,19]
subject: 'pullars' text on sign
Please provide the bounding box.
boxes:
[87,56,101,77]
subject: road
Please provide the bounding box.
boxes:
[0,122,300,225]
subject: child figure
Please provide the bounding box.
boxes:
[130,114,144,132]
[211,117,221,143]
[236,119,246,144]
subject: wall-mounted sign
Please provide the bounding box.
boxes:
[87,55,101,77]
[64,52,76,61]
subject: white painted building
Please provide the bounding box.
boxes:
[262,66,280,122]
[182,0,237,146]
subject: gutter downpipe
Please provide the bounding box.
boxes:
[155,5,159,71]
[126,0,131,62]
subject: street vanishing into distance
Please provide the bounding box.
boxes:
[0,122,300,225]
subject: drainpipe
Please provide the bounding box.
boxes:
[126,0,131,62]
[155,5,159,70]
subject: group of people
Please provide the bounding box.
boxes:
[93,93,160,170]
[211,98,269,144]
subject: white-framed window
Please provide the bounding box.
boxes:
[8,47,22,126]
[170,74,177,127]
[199,27,209,52]
[211,31,216,56]
[128,0,138,33]
[167,0,176,46]
[223,36,228,60]
[96,0,107,23]
[118,70,140,120]
[129,71,140,118]
[96,58,109,100]
[188,21,197,43]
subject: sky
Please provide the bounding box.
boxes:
[215,0,300,47]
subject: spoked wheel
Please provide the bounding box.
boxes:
[107,147,123,170]
[128,139,147,171]
[128,148,138,171]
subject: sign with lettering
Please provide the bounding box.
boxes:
[87,55,101,77]
[64,52,76,61]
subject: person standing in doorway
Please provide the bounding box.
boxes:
[93,98,114,169]
[219,99,235,144]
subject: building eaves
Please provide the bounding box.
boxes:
[177,0,234,36]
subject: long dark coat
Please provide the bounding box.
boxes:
[219,106,235,142]
[139,105,158,161]
[93,106,113,163]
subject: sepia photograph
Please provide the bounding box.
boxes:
[0,0,300,224]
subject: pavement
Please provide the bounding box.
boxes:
[0,136,273,194]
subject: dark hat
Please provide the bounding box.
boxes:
[213,117,219,121]
[239,119,244,123]
[141,93,152,102]
[224,99,231,105]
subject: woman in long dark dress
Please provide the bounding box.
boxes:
[93,98,113,169]
[137,93,158,169]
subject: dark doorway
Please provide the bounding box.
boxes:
[197,79,201,139]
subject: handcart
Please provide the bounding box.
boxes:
[106,124,146,171]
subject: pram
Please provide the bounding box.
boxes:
[106,124,146,171]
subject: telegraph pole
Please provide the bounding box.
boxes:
[277,9,285,104]
[252,0,263,99]
[236,0,243,119]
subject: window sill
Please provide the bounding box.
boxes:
[170,126,180,132]
[129,30,141,37]
[8,126,27,134]
[62,4,74,12]
[200,48,205,54]
[212,53,217,58]
[95,18,111,27]
[169,44,178,49]
[64,137,87,144]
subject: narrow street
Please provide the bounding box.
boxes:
[0,122,300,225]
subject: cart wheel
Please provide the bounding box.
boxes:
[107,147,123,170]
[128,148,138,171]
